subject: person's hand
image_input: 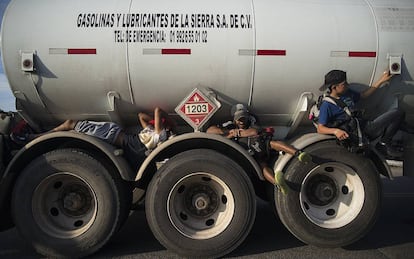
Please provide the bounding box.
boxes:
[333,129,349,140]
[227,129,240,138]
[376,70,394,86]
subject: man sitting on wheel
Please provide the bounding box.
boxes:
[206,104,311,194]
[317,69,413,158]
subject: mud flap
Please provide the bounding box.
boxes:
[0,134,14,231]
[403,134,414,177]
[0,135,6,177]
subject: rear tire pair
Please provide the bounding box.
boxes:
[12,149,130,258]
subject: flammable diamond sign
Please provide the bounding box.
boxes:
[175,88,220,131]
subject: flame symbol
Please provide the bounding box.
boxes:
[193,94,200,102]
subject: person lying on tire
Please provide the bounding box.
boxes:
[28,107,175,171]
[206,104,311,194]
[317,69,413,159]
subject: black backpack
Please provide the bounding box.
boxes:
[309,95,366,151]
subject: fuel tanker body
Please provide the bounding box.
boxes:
[1,0,414,258]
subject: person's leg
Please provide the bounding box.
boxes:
[262,164,275,184]
[269,140,312,163]
[269,140,296,154]
[381,110,405,144]
[73,121,121,145]
[261,162,289,195]
[51,120,78,132]
[364,108,404,157]
[11,120,77,143]
[364,109,404,143]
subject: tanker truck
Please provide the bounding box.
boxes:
[1,0,414,258]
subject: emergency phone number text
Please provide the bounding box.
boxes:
[170,30,208,43]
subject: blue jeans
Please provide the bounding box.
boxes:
[363,108,405,144]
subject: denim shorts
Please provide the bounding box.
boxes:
[74,120,121,145]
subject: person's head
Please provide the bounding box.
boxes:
[164,118,176,132]
[320,70,348,95]
[233,104,250,129]
[149,117,175,131]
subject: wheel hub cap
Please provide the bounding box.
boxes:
[300,162,365,229]
[186,185,218,217]
[33,173,97,238]
[168,173,235,239]
[307,175,337,206]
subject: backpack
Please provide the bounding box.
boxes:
[309,95,352,127]
[236,127,274,160]
[309,95,366,151]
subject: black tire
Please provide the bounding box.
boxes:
[275,140,382,247]
[12,149,126,258]
[145,149,256,258]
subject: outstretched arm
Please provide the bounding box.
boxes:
[228,127,258,138]
[360,70,393,99]
[206,125,226,135]
[153,107,164,134]
[139,107,171,134]
[208,126,258,139]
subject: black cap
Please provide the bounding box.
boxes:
[232,104,249,121]
[319,70,347,91]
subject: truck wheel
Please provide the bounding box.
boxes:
[145,149,256,258]
[275,140,381,247]
[12,149,126,258]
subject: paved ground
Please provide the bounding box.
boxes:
[1,176,413,259]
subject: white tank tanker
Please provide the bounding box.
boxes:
[2,0,413,130]
[1,0,414,258]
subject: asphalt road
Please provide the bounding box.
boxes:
[1,176,413,259]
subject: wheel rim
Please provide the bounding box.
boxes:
[32,173,97,238]
[167,172,235,239]
[300,162,365,229]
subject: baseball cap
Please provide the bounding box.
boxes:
[234,109,249,121]
[319,70,347,91]
[232,104,249,121]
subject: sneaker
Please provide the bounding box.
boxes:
[9,132,28,146]
[297,151,312,163]
[375,142,403,159]
[274,171,289,195]
[400,121,414,134]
